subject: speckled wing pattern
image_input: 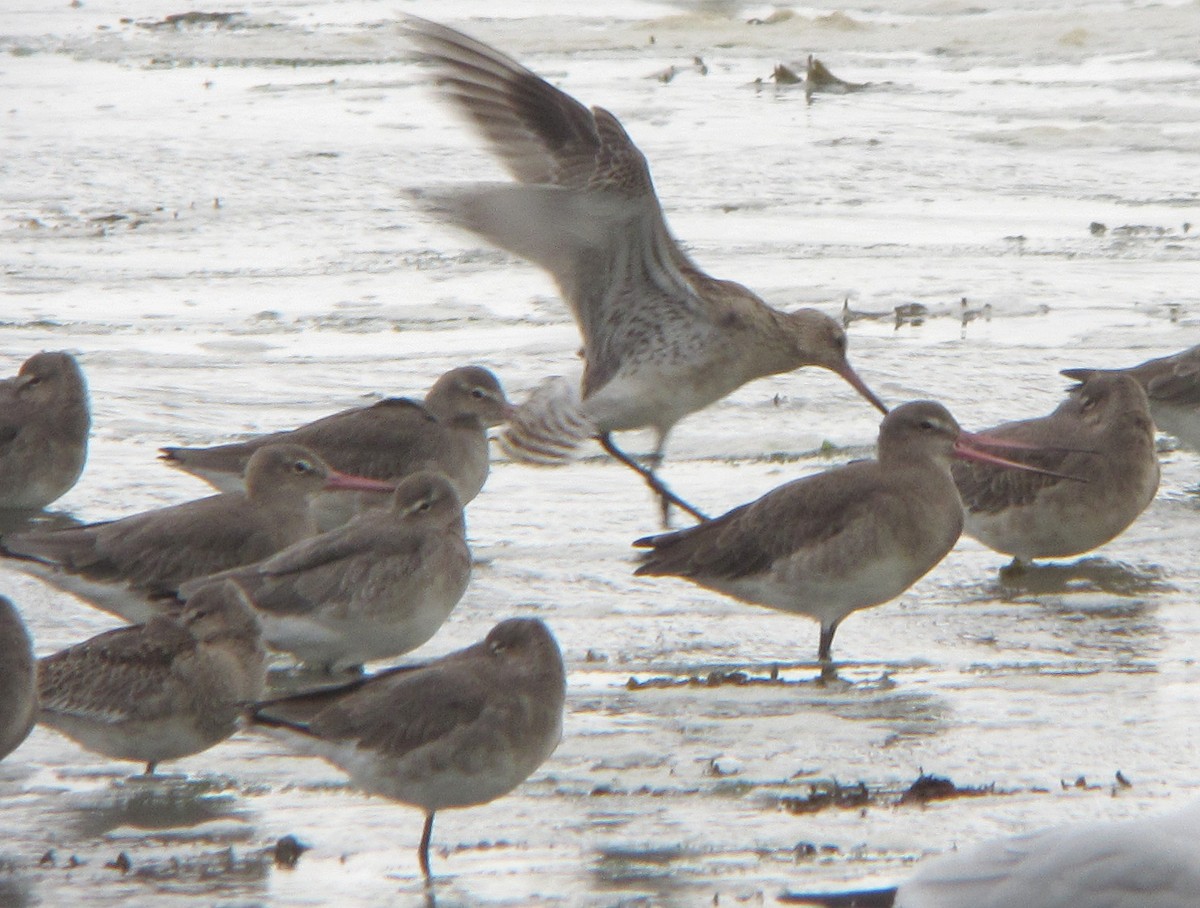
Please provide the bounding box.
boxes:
[403,15,717,394]
[37,618,194,723]
[403,17,651,196]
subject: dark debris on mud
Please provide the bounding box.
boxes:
[627,668,772,690]
[625,663,900,692]
[779,772,1005,817]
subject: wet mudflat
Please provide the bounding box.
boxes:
[2,0,1199,905]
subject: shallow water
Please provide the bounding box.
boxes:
[2,0,1200,904]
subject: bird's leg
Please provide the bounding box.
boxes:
[817,660,840,685]
[817,622,838,664]
[419,811,435,880]
[598,434,708,526]
[645,440,673,528]
[999,556,1029,581]
[143,761,158,776]
[816,620,844,684]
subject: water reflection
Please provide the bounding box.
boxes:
[57,776,247,838]
[592,844,696,898]
[0,509,81,538]
[0,858,34,908]
[114,845,270,892]
[993,556,1171,597]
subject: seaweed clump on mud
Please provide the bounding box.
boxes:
[780,779,871,815]
[897,772,995,804]
[627,668,758,690]
[779,772,1001,817]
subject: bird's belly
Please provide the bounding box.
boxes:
[963,469,1158,560]
[290,725,559,812]
[40,710,226,765]
[259,582,464,671]
[1150,401,1200,453]
[583,361,742,434]
[711,554,929,627]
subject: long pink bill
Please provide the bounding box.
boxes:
[961,435,1101,456]
[954,432,1088,482]
[322,470,397,494]
[832,362,889,415]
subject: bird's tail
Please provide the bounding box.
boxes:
[498,377,597,465]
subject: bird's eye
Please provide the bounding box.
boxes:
[293,460,312,473]
[919,420,936,431]
[418,499,432,511]
[470,388,486,399]
[23,376,41,389]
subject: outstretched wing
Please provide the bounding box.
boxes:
[403,16,727,393]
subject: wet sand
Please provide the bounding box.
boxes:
[2,1,1200,905]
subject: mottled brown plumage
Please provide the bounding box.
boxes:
[249,617,565,878]
[0,351,90,510]
[38,580,266,774]
[952,373,1159,563]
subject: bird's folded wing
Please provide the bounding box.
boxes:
[38,620,192,721]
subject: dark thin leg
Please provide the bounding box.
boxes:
[998,556,1029,585]
[818,622,838,663]
[598,434,708,525]
[419,811,435,880]
[143,761,158,776]
[817,622,843,684]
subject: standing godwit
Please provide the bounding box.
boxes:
[0,351,90,511]
[248,616,565,878]
[180,472,471,673]
[952,372,1159,567]
[37,580,266,775]
[635,401,1062,667]
[160,366,510,527]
